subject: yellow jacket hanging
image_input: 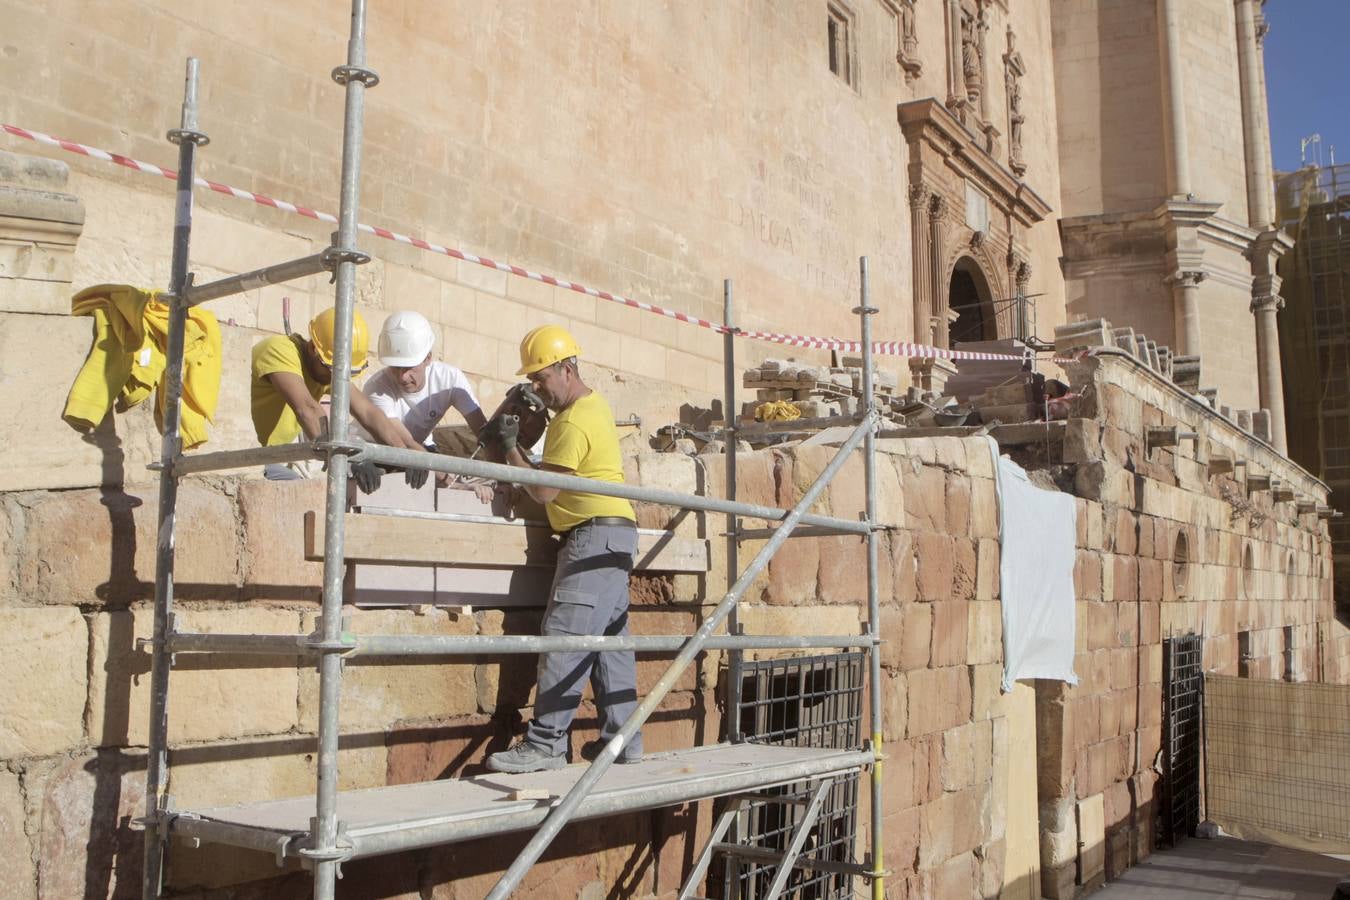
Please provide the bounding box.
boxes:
[63,284,222,450]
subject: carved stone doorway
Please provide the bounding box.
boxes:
[949,256,996,345]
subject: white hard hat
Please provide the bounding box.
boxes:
[378,311,436,367]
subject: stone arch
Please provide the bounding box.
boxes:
[946,253,999,345]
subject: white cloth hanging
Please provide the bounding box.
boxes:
[986,437,1079,691]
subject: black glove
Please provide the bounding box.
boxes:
[481,415,520,454]
[349,458,384,494]
[404,464,428,490]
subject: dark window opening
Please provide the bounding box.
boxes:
[827,5,854,87]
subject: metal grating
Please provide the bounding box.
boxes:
[1204,674,1350,853]
[719,652,864,899]
[1161,634,1203,848]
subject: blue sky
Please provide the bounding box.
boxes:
[1263,0,1350,172]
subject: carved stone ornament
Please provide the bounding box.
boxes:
[929,193,949,221]
[909,182,930,209]
[970,229,987,250]
[898,0,922,81]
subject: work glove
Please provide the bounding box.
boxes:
[404,463,429,490]
[481,415,520,454]
[349,458,384,495]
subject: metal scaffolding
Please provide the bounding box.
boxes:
[139,4,886,898]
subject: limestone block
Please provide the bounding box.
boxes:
[915,532,954,601]
[0,607,87,758]
[970,663,1004,721]
[169,737,387,809]
[0,770,35,899]
[976,538,1000,601]
[817,534,871,604]
[238,477,326,600]
[919,786,984,869]
[34,751,144,900]
[907,666,972,736]
[299,608,478,730]
[904,465,947,532]
[941,720,992,792]
[764,533,820,605]
[736,605,862,661]
[385,713,502,784]
[1076,793,1106,886]
[89,607,301,747]
[931,850,978,897]
[895,601,931,671]
[930,600,969,667]
[633,451,701,533]
[967,600,1002,665]
[945,473,972,536]
[891,528,917,604]
[883,671,908,742]
[970,477,999,540]
[17,480,241,605]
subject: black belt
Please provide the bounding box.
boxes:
[572,516,636,529]
[562,516,636,539]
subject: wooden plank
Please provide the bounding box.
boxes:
[305,512,709,573]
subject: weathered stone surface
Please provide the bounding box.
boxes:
[300,608,478,730]
[737,605,862,661]
[16,480,241,605]
[905,465,947,532]
[967,600,1001,665]
[35,751,145,900]
[891,528,917,604]
[0,770,36,899]
[764,533,820,605]
[817,534,869,604]
[90,606,300,747]
[238,477,326,600]
[907,666,971,737]
[386,713,503,783]
[169,737,387,809]
[883,671,908,742]
[919,786,984,869]
[0,607,87,758]
[929,599,968,667]
[915,532,954,602]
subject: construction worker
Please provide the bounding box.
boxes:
[482,325,642,773]
[363,311,492,497]
[250,306,425,491]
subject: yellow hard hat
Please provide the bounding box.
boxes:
[309,307,370,374]
[517,324,581,375]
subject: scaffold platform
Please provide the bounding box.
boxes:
[170,743,875,861]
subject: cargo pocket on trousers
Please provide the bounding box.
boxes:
[605,529,639,571]
[547,589,597,636]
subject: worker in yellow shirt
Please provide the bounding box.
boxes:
[482,325,641,773]
[250,306,428,491]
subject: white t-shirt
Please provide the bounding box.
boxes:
[363,361,482,444]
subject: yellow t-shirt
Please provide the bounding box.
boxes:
[250,334,327,446]
[541,391,636,532]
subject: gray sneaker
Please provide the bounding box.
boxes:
[486,741,565,774]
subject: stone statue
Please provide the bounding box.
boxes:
[962,12,982,104]
[898,0,922,81]
[1003,26,1027,176]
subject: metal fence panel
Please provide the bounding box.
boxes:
[1162,634,1203,847]
[1205,674,1350,854]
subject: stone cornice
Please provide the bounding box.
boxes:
[897,97,1053,227]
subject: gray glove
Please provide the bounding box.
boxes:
[481,415,520,454]
[349,458,384,494]
[404,464,428,490]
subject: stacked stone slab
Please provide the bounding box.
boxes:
[741,357,901,420]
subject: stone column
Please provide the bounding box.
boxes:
[909,183,932,345]
[929,193,950,348]
[1234,0,1273,228]
[1252,291,1287,451]
[1168,269,1205,357]
[1157,0,1192,198]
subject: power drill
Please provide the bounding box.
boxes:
[478,382,550,462]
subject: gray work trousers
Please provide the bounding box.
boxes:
[524,520,642,758]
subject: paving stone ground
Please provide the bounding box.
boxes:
[1096,837,1349,899]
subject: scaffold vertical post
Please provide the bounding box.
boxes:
[142,57,208,900]
[310,1,376,896]
[856,256,885,899]
[723,278,743,743]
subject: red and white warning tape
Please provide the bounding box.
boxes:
[4,122,1050,363]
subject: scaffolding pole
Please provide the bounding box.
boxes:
[306,1,376,894]
[723,278,744,744]
[141,57,207,900]
[857,256,886,899]
[484,413,878,899]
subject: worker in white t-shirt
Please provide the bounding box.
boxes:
[365,311,491,495]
